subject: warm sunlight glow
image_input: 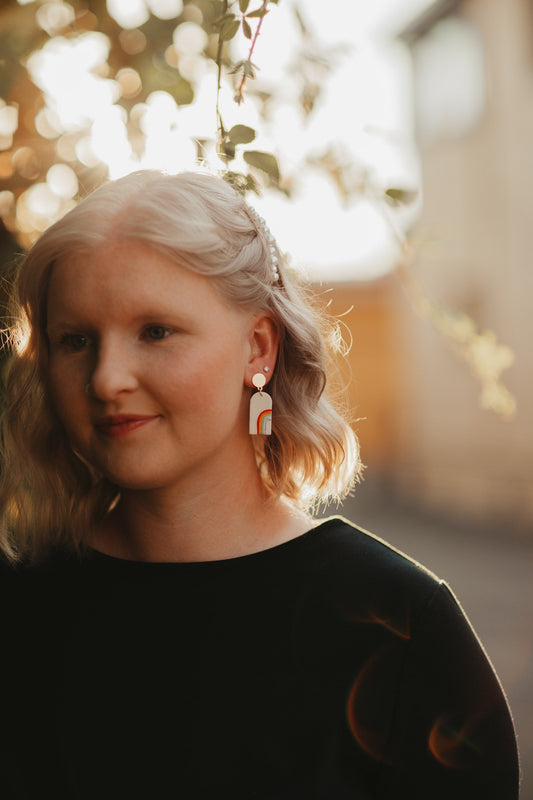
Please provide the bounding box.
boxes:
[253,173,403,283]
[106,0,149,29]
[107,0,183,28]
[27,33,119,132]
[229,3,420,281]
[14,0,435,278]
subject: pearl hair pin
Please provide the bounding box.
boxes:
[246,205,280,285]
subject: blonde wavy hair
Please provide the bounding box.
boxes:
[0,170,361,562]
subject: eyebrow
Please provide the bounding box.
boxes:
[45,307,198,331]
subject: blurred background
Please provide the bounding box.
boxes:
[0,0,531,793]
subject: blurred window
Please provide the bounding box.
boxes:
[411,15,485,144]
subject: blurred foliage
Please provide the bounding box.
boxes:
[0,0,288,239]
[399,256,516,419]
[0,0,411,232]
[0,0,517,416]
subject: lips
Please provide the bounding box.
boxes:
[95,414,158,438]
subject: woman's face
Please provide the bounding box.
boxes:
[46,241,265,493]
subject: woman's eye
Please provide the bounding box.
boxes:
[59,333,89,351]
[144,325,172,341]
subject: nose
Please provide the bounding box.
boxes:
[88,337,138,401]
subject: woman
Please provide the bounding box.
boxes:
[0,171,519,798]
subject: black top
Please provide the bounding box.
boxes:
[0,517,519,799]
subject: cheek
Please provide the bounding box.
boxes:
[164,369,223,412]
[46,361,85,420]
[163,355,248,428]
[165,341,246,408]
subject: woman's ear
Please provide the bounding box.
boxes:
[246,313,279,387]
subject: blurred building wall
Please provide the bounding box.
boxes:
[326,278,405,479]
[390,0,533,529]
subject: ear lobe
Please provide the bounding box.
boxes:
[247,313,279,385]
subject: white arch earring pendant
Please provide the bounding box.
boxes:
[249,372,272,435]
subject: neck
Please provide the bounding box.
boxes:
[92,461,313,563]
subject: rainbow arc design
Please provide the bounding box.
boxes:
[249,390,272,435]
[256,408,272,435]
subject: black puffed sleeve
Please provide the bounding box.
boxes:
[375,581,519,798]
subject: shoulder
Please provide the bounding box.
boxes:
[269,516,450,652]
[307,515,443,611]
[312,515,434,570]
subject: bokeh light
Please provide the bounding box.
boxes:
[12,147,41,180]
[5,0,429,278]
[36,2,76,36]
[116,68,143,99]
[27,32,119,132]
[47,163,79,199]
[107,0,150,30]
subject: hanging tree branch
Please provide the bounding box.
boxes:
[213,0,280,192]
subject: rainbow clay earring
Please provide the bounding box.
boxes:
[249,372,272,435]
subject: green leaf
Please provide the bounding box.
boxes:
[238,0,251,12]
[215,11,236,25]
[222,170,260,196]
[168,77,194,106]
[228,124,256,144]
[243,150,280,181]
[217,138,236,161]
[219,18,240,40]
[246,6,269,19]
[242,18,252,39]
[384,187,419,206]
